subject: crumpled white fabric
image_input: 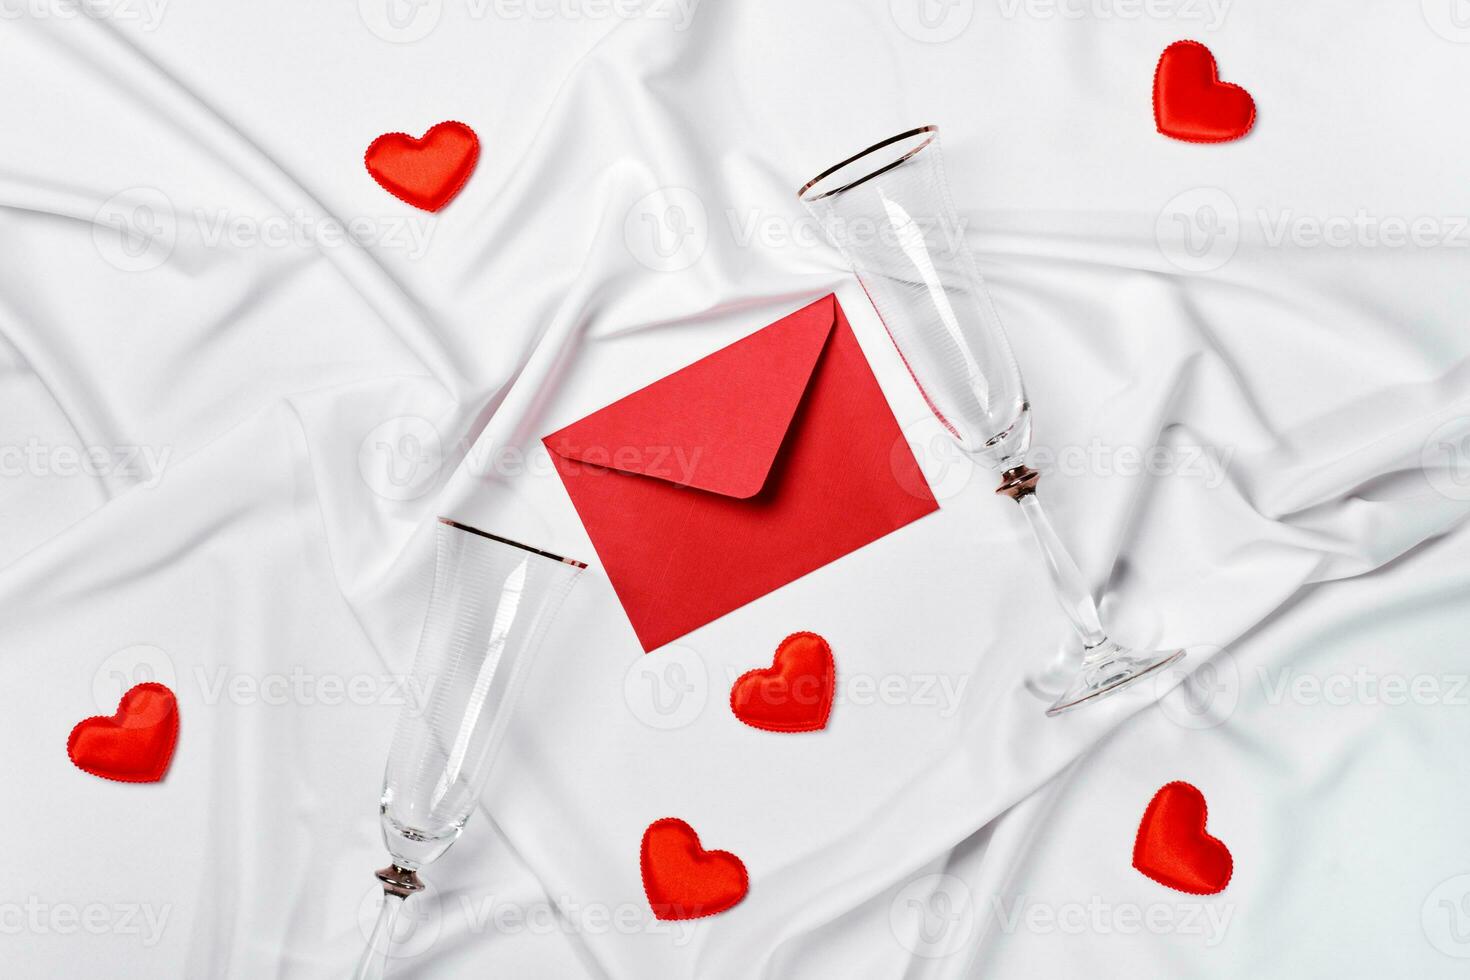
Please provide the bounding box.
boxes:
[2,2,1469,977]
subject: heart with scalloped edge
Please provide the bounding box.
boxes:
[365,120,479,212]
[1153,40,1256,143]
[1132,781,1233,894]
[68,682,179,783]
[730,631,835,733]
[641,818,748,920]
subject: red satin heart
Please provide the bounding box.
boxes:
[67,682,179,784]
[730,631,835,733]
[640,818,749,920]
[365,121,479,212]
[1132,781,1233,895]
[1153,40,1256,143]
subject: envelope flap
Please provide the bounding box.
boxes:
[545,295,837,499]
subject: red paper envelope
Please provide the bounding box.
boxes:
[544,295,937,651]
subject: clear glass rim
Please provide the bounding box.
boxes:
[438,517,588,569]
[797,125,939,204]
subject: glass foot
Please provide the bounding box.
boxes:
[1045,642,1185,717]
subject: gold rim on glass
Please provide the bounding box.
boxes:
[797,125,939,203]
[438,517,588,568]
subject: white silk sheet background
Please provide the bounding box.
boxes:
[1,1,1469,977]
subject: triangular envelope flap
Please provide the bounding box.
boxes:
[546,296,837,499]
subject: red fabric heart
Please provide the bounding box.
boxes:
[1153,40,1256,143]
[640,818,749,920]
[1133,781,1233,895]
[730,631,835,733]
[67,682,179,784]
[365,121,479,212]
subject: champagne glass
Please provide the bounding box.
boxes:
[798,126,1183,715]
[353,518,585,979]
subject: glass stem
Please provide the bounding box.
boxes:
[352,890,406,980]
[1015,491,1110,655]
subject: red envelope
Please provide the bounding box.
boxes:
[544,295,937,651]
